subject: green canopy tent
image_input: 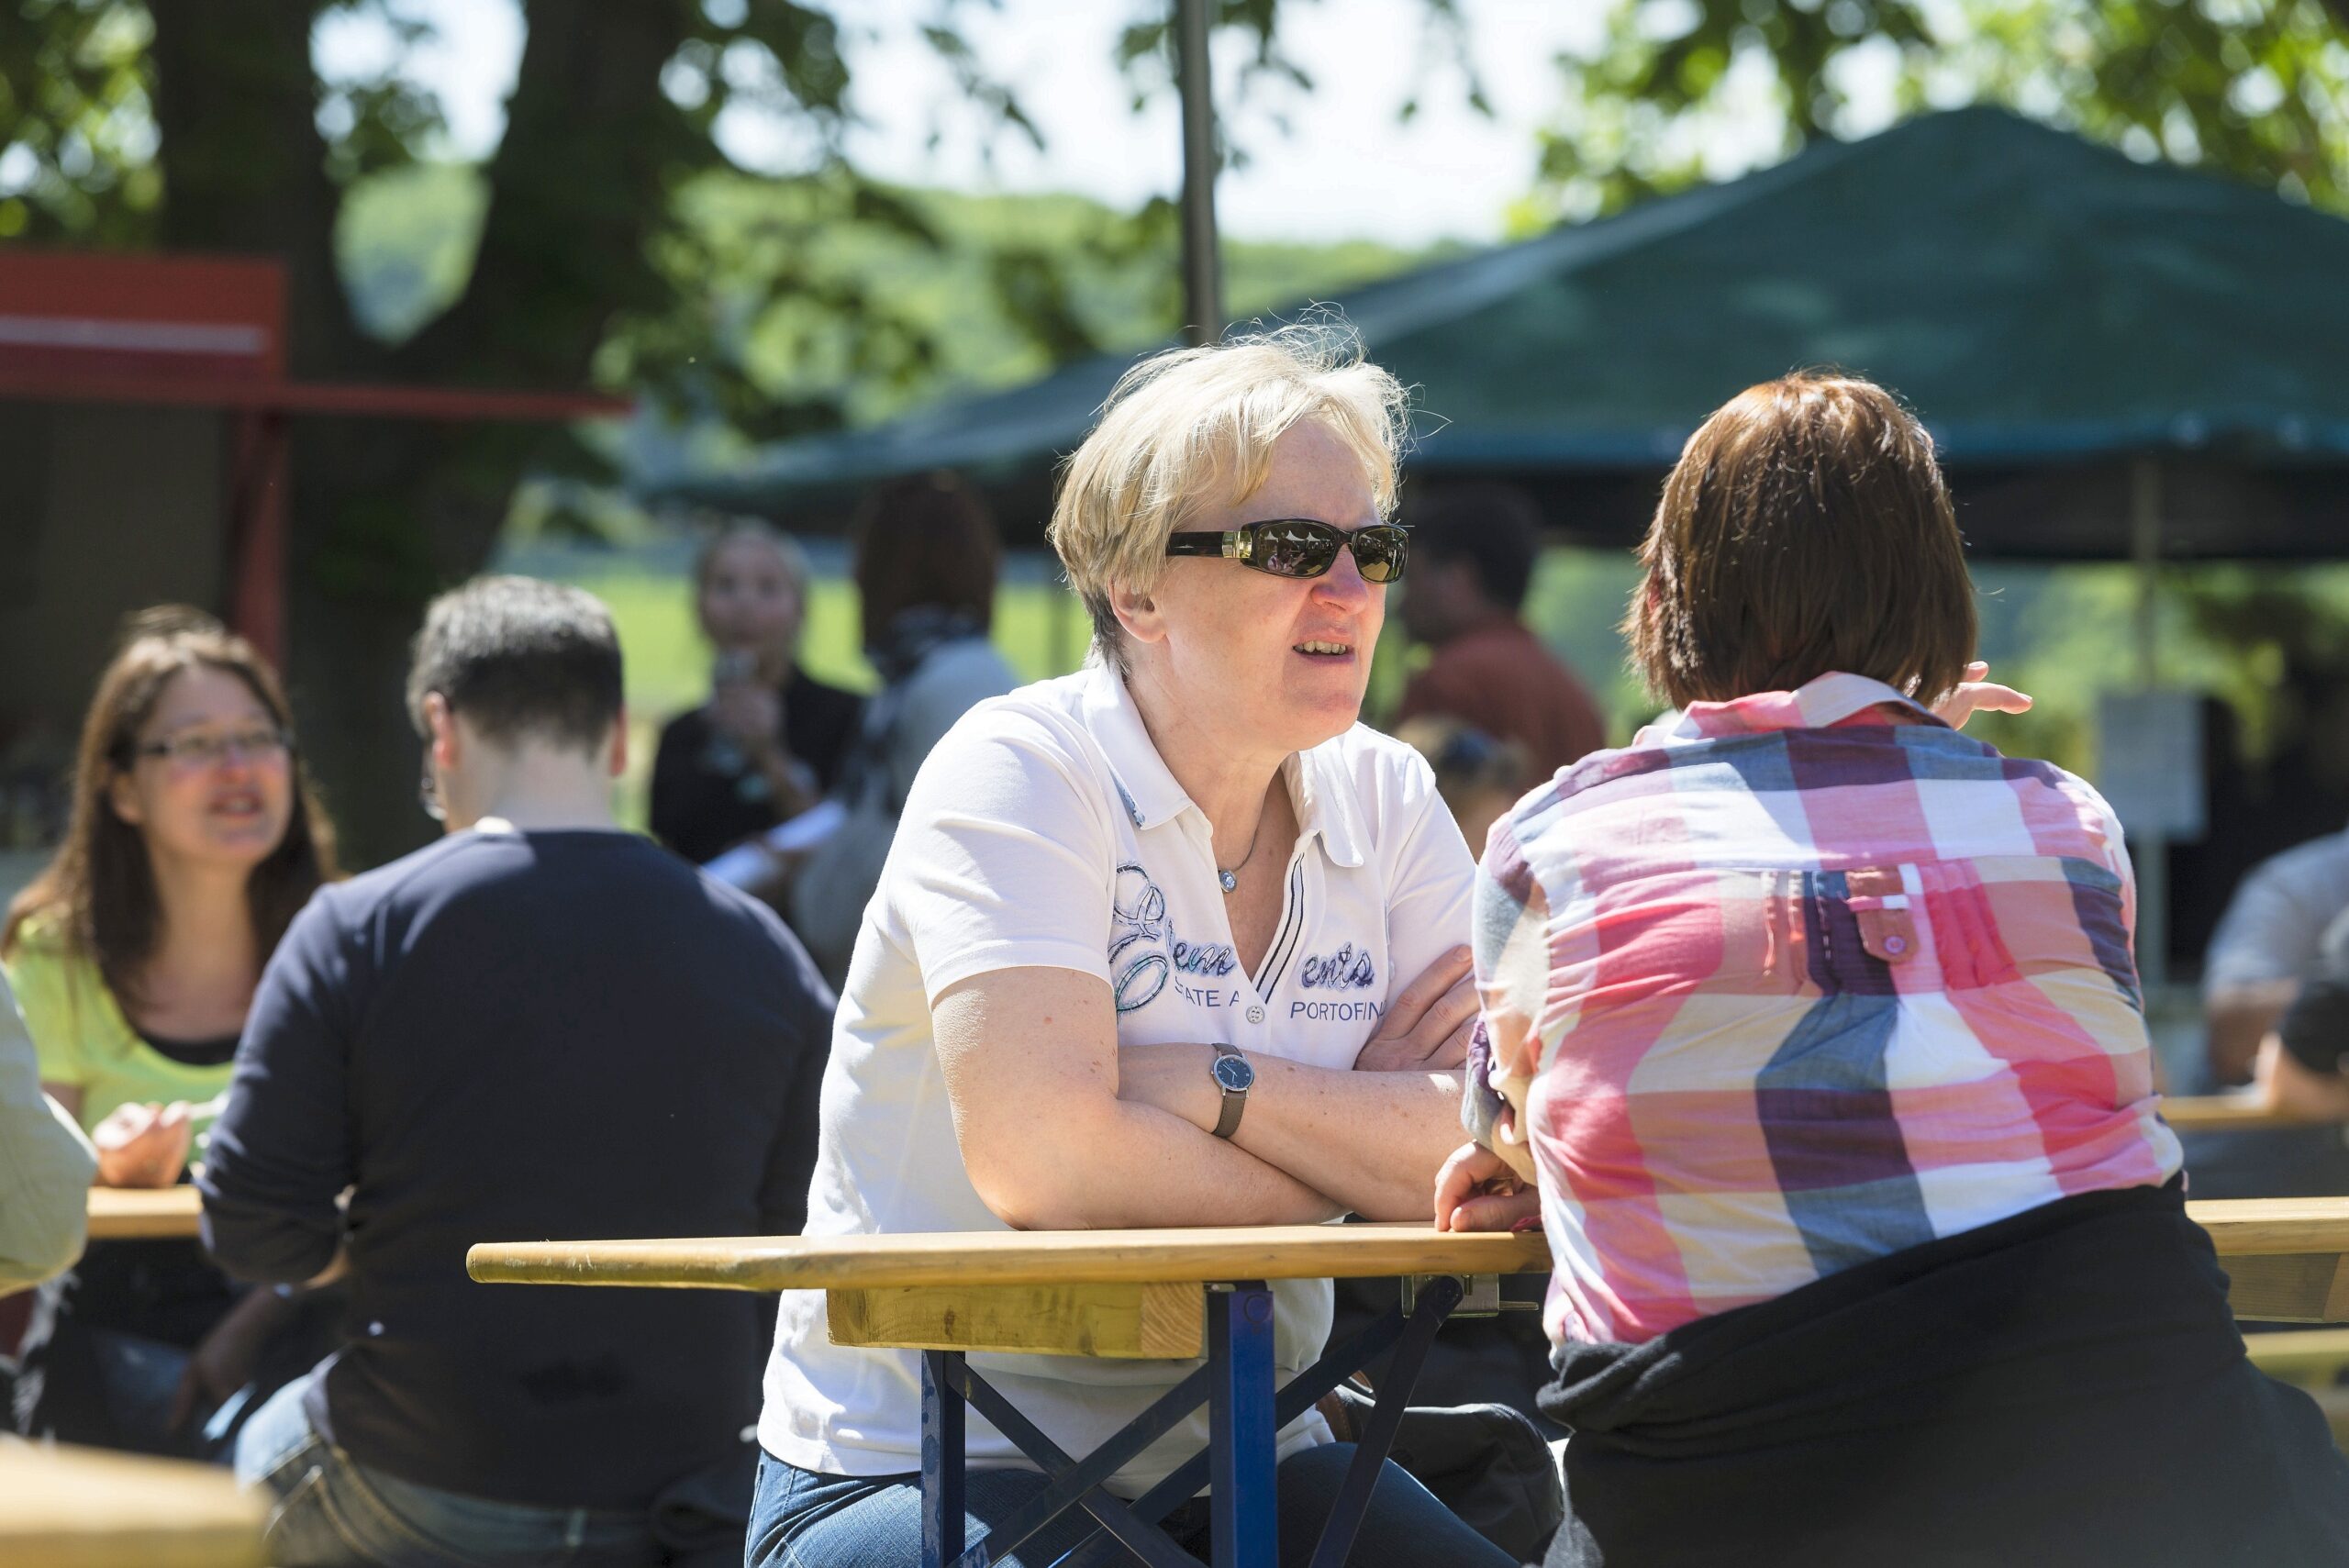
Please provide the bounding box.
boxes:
[656,106,2349,567]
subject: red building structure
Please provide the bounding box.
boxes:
[0,250,623,848]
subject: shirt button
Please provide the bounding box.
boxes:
[1247,1005,1264,1025]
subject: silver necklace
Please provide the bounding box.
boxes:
[1218,819,1264,894]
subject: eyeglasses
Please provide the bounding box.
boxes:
[1163,519,1408,584]
[418,755,446,822]
[128,728,291,770]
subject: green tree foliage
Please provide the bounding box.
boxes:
[0,0,1208,860]
[1522,0,2349,227]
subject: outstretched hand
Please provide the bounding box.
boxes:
[1932,662,2032,730]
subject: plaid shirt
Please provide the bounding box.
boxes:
[1469,673,2183,1345]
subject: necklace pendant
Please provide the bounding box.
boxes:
[1219,868,1238,893]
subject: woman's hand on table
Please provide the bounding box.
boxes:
[1354,946,1478,1073]
[1931,662,2032,730]
[92,1099,194,1188]
[1435,1142,1541,1234]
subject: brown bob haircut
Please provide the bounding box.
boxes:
[1627,371,1976,708]
[852,472,999,651]
[2,606,338,1005]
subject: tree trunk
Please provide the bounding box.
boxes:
[148,2,696,866]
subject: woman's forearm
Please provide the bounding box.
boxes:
[1119,1044,1465,1221]
[936,967,1344,1231]
[973,1095,1341,1230]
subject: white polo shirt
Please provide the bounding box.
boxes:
[760,659,1475,1496]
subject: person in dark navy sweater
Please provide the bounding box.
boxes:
[201,576,834,1568]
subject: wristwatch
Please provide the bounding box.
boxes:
[1209,1042,1254,1140]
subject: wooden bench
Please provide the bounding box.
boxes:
[85,1185,203,1241]
[0,1441,262,1567]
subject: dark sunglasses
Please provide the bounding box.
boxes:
[1163,518,1408,584]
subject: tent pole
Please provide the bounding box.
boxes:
[2132,457,2161,691]
[1174,0,1224,347]
[2129,455,2167,992]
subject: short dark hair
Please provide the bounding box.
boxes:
[853,473,999,650]
[1403,483,1543,611]
[406,576,623,753]
[1627,371,1976,707]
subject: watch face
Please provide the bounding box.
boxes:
[1212,1053,1256,1093]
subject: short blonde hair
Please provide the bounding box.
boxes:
[1049,319,1409,666]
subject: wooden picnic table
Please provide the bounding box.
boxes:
[0,1441,263,1567]
[2163,1094,2313,1135]
[467,1204,2349,1566]
[85,1184,203,1240]
[473,1222,1547,1568]
[2193,1197,2349,1321]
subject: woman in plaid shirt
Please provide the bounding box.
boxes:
[1441,373,2349,1566]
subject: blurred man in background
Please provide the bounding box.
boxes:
[203,577,834,1567]
[1394,483,1605,783]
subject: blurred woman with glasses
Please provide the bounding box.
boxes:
[1,606,338,1457]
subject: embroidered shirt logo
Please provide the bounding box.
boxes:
[1109,863,1170,1013]
[1174,940,1236,976]
[1297,942,1376,991]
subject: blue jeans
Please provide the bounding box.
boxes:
[746,1446,1517,1567]
[236,1372,679,1566]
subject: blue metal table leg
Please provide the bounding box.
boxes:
[1208,1282,1277,1568]
[1307,1274,1463,1568]
[922,1350,965,1568]
[1064,1300,1419,1568]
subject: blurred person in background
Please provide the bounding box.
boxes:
[2182,827,2349,1199]
[1,607,340,1457]
[651,519,863,866]
[787,472,1017,984]
[2203,826,2349,1086]
[205,577,834,1567]
[1393,716,1528,856]
[1393,482,1606,782]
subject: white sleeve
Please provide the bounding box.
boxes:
[1378,751,1477,1009]
[889,708,1118,1006]
[2206,845,2346,994]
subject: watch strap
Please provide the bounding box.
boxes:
[1210,1041,1249,1140]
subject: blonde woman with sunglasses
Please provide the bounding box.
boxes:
[750,323,1513,1566]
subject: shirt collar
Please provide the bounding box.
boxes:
[1287,744,1369,870]
[1079,658,1368,869]
[1645,672,1948,744]
[1081,658,1189,831]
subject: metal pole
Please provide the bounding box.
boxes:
[1174,0,1224,347]
[2129,456,2167,992]
[2132,457,2161,692]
